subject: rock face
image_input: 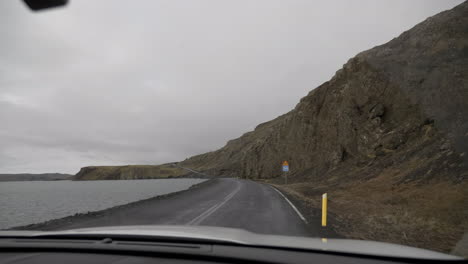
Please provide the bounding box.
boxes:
[180,2,468,184]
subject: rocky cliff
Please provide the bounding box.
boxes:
[180,2,468,184]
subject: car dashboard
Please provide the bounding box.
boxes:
[0,236,461,264]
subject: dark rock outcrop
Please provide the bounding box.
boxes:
[180,2,468,184]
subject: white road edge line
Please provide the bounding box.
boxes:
[271,186,308,224]
[187,181,241,226]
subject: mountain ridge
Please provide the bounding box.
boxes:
[0,173,72,182]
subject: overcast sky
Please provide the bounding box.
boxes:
[0,0,463,174]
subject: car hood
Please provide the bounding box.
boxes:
[0,225,461,260]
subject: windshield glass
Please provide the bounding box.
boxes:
[1,0,467,259]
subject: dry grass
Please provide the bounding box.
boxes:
[276,174,468,255]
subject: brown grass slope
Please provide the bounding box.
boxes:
[180,2,468,254]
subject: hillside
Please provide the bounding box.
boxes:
[180,2,468,182]
[177,1,468,254]
[73,164,189,180]
[0,173,72,182]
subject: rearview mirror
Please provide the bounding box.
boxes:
[23,0,68,11]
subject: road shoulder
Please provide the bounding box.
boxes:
[265,182,342,239]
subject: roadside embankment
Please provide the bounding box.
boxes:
[272,180,468,256]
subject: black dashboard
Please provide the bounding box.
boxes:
[0,237,461,264]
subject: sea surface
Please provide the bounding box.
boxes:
[0,178,206,230]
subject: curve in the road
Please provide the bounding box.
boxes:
[30,178,319,237]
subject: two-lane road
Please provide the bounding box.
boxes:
[37,178,316,237]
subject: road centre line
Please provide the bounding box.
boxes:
[187,181,241,225]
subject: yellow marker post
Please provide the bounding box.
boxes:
[322,193,327,227]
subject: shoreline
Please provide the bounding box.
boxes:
[7,178,216,231]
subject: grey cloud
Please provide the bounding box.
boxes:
[0,0,463,173]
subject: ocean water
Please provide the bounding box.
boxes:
[0,178,205,229]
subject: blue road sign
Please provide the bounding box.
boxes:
[282,165,289,172]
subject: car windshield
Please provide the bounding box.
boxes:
[1,0,467,259]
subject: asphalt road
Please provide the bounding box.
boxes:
[35,178,317,237]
